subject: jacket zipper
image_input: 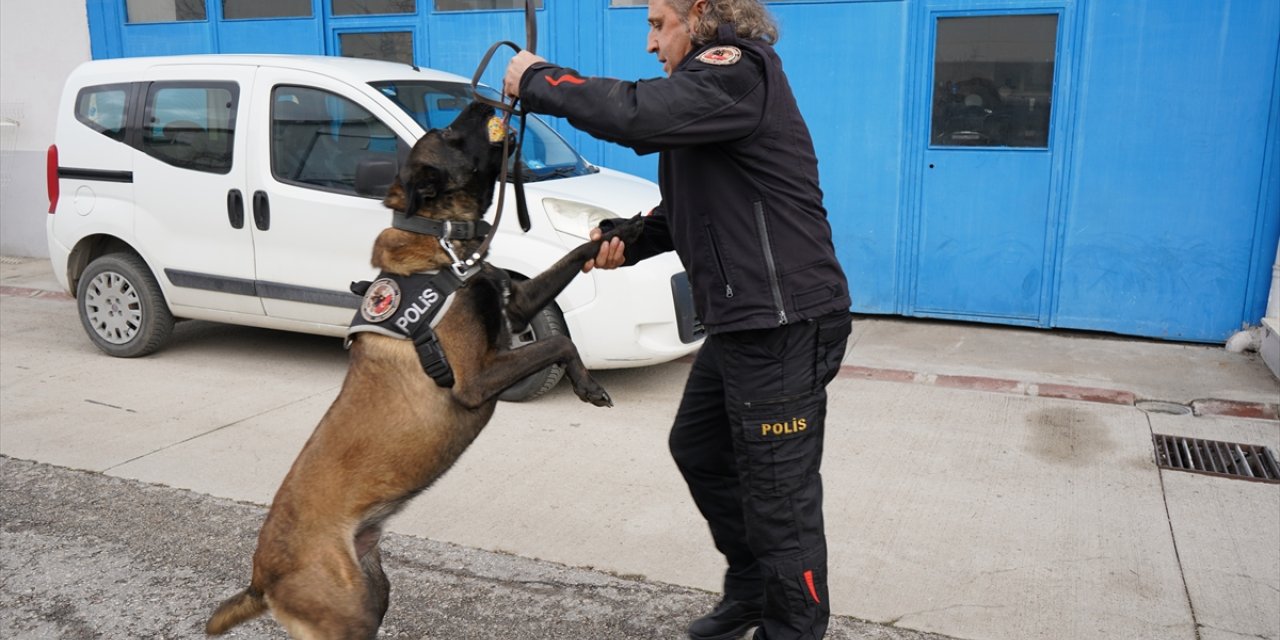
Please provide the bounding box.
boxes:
[753,201,787,325]
[705,225,735,298]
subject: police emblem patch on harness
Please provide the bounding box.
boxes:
[361,278,401,323]
[697,46,741,66]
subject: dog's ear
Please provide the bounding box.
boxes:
[387,166,446,216]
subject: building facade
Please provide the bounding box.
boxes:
[17,0,1280,343]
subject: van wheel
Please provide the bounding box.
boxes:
[498,303,567,402]
[76,252,174,358]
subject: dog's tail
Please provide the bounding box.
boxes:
[206,586,268,635]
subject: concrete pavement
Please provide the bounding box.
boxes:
[4,457,950,640]
[2,254,1278,640]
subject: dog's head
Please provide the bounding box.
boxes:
[383,101,512,223]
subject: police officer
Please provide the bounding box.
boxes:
[506,1,851,637]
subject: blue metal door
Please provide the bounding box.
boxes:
[911,7,1068,325]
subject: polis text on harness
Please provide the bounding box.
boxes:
[347,265,482,388]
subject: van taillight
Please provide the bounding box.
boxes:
[46,144,59,214]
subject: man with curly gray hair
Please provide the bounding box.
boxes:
[506,1,850,638]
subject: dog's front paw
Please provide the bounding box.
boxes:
[574,380,613,408]
[599,217,644,246]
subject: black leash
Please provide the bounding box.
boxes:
[455,0,537,273]
[391,0,537,279]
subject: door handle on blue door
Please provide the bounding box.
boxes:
[252,190,270,231]
[227,189,244,229]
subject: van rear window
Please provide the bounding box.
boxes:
[75,85,130,142]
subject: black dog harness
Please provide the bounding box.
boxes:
[347,266,479,388]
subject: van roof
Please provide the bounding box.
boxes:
[72,54,471,86]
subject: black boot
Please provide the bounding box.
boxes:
[687,598,763,640]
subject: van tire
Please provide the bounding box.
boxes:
[498,303,567,402]
[76,252,174,358]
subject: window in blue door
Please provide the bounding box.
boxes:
[332,0,416,15]
[222,0,311,19]
[434,0,542,10]
[338,31,414,64]
[930,14,1057,148]
[126,0,206,22]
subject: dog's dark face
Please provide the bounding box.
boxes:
[385,101,510,221]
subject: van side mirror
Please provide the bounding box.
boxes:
[355,158,397,198]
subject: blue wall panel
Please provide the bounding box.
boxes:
[774,1,908,315]
[219,18,323,55]
[590,5,662,182]
[119,23,215,57]
[1054,0,1280,340]
[425,9,551,83]
[1244,35,1280,328]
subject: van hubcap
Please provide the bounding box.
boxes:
[84,271,142,345]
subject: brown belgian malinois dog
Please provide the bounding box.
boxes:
[205,101,641,639]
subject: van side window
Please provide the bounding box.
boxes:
[75,85,131,142]
[271,86,399,197]
[141,83,237,174]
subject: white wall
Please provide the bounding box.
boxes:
[0,0,92,258]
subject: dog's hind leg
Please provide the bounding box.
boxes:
[356,525,391,626]
[269,590,382,640]
[267,554,384,640]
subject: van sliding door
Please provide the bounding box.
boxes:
[131,65,265,317]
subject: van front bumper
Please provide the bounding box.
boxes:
[564,254,702,370]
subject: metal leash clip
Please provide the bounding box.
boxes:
[439,236,484,280]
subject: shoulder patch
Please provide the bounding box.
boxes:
[696,46,742,66]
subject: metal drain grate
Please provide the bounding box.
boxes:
[1153,434,1280,483]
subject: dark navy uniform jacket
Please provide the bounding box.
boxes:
[519,26,851,334]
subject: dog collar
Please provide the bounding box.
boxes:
[391,212,492,240]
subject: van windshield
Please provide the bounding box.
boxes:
[370,80,597,182]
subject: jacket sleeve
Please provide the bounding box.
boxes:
[599,203,674,266]
[518,57,765,154]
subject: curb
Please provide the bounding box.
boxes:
[0,285,73,302]
[1189,398,1280,421]
[839,364,1279,422]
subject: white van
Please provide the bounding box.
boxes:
[47,54,702,400]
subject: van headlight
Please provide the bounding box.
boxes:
[543,198,617,239]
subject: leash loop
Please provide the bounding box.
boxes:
[460,0,537,267]
[404,0,536,275]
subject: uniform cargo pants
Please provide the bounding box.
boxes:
[670,311,852,640]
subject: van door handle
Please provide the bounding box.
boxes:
[252,190,270,231]
[227,189,244,229]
